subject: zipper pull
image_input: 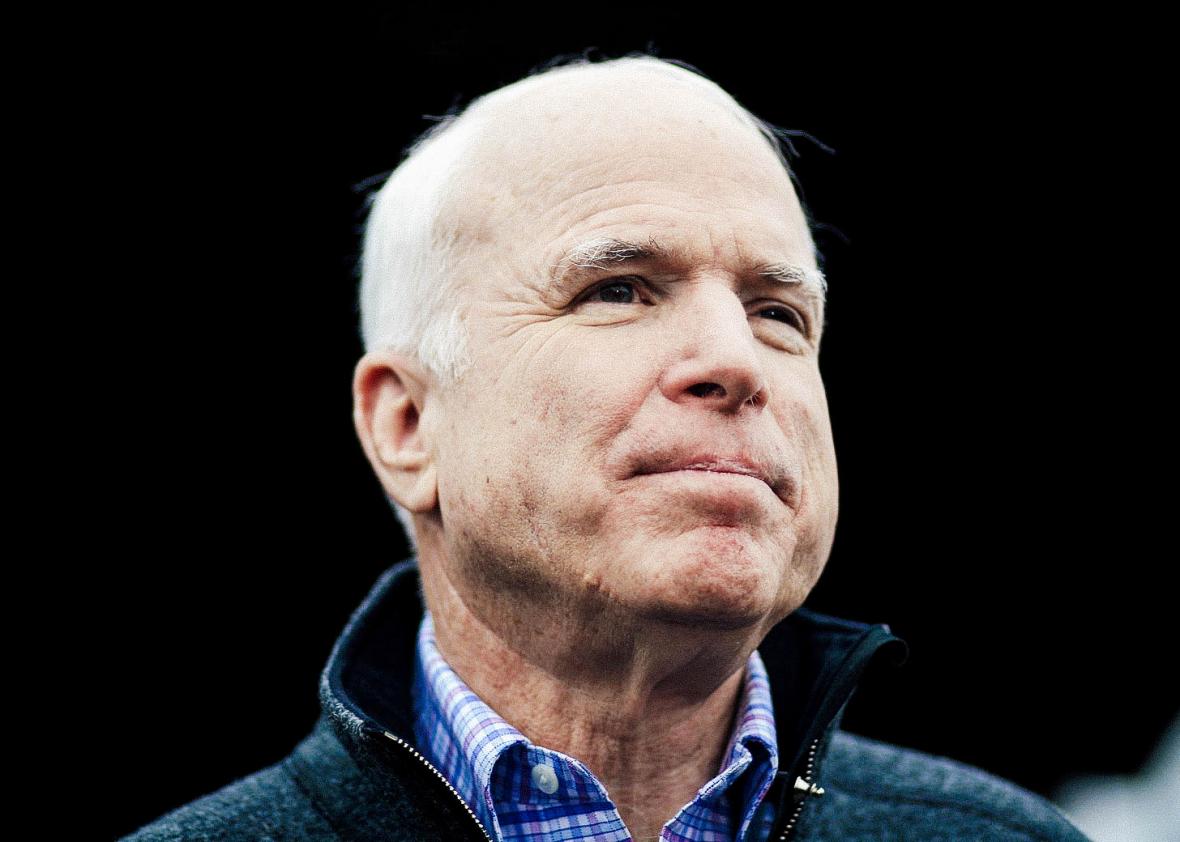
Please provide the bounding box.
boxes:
[792,776,825,798]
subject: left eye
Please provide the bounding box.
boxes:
[757,305,806,332]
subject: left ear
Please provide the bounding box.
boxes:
[351,349,439,518]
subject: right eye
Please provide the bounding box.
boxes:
[578,276,646,305]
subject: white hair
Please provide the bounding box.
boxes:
[356,52,822,552]
[356,102,485,551]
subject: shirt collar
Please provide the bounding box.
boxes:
[411,610,526,836]
[314,558,909,838]
[410,608,780,840]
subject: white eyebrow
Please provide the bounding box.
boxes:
[553,236,827,307]
[756,262,828,303]
[556,236,668,272]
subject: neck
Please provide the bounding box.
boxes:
[417,551,763,840]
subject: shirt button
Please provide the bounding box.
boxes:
[531,762,559,795]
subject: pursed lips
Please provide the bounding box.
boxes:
[640,457,773,490]
[633,453,798,509]
[662,463,765,481]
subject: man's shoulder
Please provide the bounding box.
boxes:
[118,757,338,842]
[809,730,1090,841]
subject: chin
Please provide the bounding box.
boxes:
[640,600,771,632]
[628,528,786,630]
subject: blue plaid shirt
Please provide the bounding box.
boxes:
[411,610,779,842]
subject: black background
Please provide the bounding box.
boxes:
[95,7,1173,839]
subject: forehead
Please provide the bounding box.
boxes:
[436,66,817,293]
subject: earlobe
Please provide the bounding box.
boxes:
[352,350,439,515]
[409,461,439,515]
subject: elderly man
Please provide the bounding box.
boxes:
[123,55,1088,841]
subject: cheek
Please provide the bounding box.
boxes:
[437,364,604,540]
[787,372,837,482]
[786,388,840,570]
[523,342,647,464]
[434,392,567,599]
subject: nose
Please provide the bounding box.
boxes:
[656,280,769,413]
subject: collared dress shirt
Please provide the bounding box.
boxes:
[410,610,779,842]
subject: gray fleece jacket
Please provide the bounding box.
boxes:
[121,558,1090,841]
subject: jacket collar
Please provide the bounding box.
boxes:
[314,557,909,826]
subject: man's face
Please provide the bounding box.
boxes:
[424,71,838,636]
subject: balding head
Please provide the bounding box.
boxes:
[434,59,823,324]
[356,55,826,551]
[358,55,820,384]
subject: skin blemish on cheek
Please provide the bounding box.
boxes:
[582,570,603,591]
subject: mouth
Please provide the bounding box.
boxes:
[637,455,792,505]
[663,462,766,482]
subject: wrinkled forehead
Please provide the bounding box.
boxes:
[432,64,812,273]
